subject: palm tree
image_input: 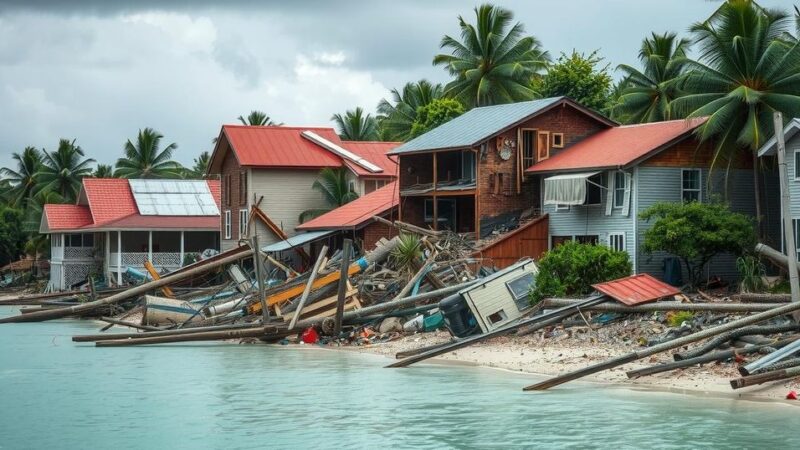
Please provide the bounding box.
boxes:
[377,80,444,141]
[613,32,690,124]
[93,164,114,178]
[238,111,280,126]
[299,168,359,223]
[0,146,42,208]
[37,139,94,203]
[331,107,379,141]
[115,128,183,179]
[671,0,800,236]
[183,151,212,179]
[433,4,550,108]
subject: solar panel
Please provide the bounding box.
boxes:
[129,179,220,216]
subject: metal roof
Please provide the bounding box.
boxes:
[387,97,564,155]
[758,118,800,157]
[129,179,220,216]
[296,181,398,231]
[592,273,680,306]
[262,230,334,253]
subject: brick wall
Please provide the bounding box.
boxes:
[361,218,398,250]
[220,149,241,247]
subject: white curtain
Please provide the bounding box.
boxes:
[543,172,600,206]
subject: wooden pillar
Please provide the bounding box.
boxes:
[180,231,185,267]
[105,232,111,282]
[474,148,480,240]
[116,230,122,286]
[334,239,353,335]
[433,152,438,231]
[147,231,153,263]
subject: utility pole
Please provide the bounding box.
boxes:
[774,111,800,321]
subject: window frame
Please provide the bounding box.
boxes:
[794,150,800,180]
[520,128,537,169]
[238,209,248,238]
[608,232,625,252]
[461,150,476,182]
[536,131,551,162]
[224,210,232,239]
[555,204,570,212]
[681,168,702,202]
[552,133,565,149]
[613,171,626,209]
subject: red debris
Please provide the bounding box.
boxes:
[592,273,681,306]
[301,327,319,344]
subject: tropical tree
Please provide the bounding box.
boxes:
[331,107,380,141]
[671,0,800,236]
[535,50,613,112]
[410,98,466,137]
[192,151,211,177]
[613,32,690,124]
[0,146,42,208]
[433,4,550,108]
[0,205,25,267]
[93,164,114,178]
[37,139,94,203]
[238,110,280,126]
[377,80,444,141]
[115,128,183,179]
[299,168,359,223]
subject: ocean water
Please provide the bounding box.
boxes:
[1,305,799,449]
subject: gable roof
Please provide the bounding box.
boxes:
[209,125,400,176]
[40,178,221,233]
[758,118,800,157]
[296,181,398,231]
[387,97,616,155]
[526,118,707,174]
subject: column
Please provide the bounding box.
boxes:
[105,232,110,282]
[180,231,185,267]
[116,230,122,286]
[148,231,153,264]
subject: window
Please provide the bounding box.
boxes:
[66,233,94,247]
[364,179,388,195]
[238,170,247,205]
[487,310,508,325]
[52,234,62,248]
[349,180,357,193]
[239,209,248,238]
[551,236,572,248]
[613,172,626,208]
[224,210,232,239]
[552,133,564,148]
[555,204,570,212]
[575,235,599,245]
[424,198,456,230]
[461,150,476,182]
[537,131,550,161]
[608,232,625,252]
[794,220,800,262]
[521,129,536,168]
[585,173,604,205]
[506,272,536,310]
[681,169,701,202]
[795,151,800,179]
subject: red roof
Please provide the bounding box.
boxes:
[213,125,400,175]
[296,181,398,231]
[42,204,93,230]
[526,118,707,173]
[592,273,680,306]
[41,178,221,232]
[341,141,400,178]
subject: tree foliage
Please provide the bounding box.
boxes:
[93,164,114,178]
[535,50,613,112]
[410,98,466,137]
[0,206,26,267]
[331,107,379,141]
[640,202,756,287]
[299,168,359,223]
[530,240,632,304]
[613,32,690,123]
[115,128,183,179]
[37,139,94,203]
[433,3,550,108]
[377,80,444,141]
[0,146,42,208]
[238,110,280,126]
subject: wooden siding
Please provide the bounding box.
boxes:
[475,215,549,269]
[463,260,537,332]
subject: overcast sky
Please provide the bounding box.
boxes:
[0,0,792,170]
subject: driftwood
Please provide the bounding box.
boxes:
[334,240,353,335]
[541,298,782,313]
[733,293,792,303]
[392,255,436,302]
[0,247,255,324]
[730,365,800,390]
[672,324,800,360]
[98,317,162,332]
[523,299,800,391]
[288,245,328,330]
[372,216,443,238]
[95,326,279,347]
[73,322,263,342]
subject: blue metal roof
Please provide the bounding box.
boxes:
[387,97,564,155]
[262,230,334,253]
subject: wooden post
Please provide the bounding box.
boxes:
[147,231,153,264]
[334,239,353,335]
[289,245,328,330]
[179,231,185,267]
[251,234,269,322]
[116,230,122,286]
[433,152,438,231]
[774,111,800,321]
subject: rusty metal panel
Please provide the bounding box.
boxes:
[592,273,680,306]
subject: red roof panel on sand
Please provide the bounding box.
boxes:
[526,118,707,173]
[592,273,680,306]
[43,204,93,230]
[297,181,398,231]
[223,125,344,169]
[341,141,401,177]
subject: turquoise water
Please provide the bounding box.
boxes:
[1,305,799,449]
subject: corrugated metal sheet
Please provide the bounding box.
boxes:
[262,230,334,253]
[527,118,707,174]
[297,182,398,231]
[387,97,564,155]
[129,179,219,216]
[592,273,680,306]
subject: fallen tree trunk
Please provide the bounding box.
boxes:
[523,299,800,391]
[673,324,800,360]
[733,293,792,303]
[95,325,278,347]
[73,321,263,342]
[0,248,254,324]
[541,298,781,313]
[730,365,800,390]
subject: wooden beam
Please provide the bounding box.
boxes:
[289,245,328,330]
[144,261,175,298]
[334,239,353,335]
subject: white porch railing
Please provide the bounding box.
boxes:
[109,252,183,270]
[63,247,95,259]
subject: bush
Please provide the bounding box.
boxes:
[410,98,465,137]
[530,240,632,304]
[666,311,695,328]
[640,202,756,287]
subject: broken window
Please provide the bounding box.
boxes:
[506,272,536,311]
[521,129,536,168]
[537,131,550,161]
[461,150,476,182]
[552,133,565,148]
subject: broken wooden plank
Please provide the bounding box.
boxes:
[288,245,328,330]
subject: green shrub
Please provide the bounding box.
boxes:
[737,255,766,293]
[530,240,632,304]
[666,311,695,328]
[640,202,756,287]
[390,232,423,274]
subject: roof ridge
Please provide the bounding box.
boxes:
[616,118,703,128]
[222,124,336,131]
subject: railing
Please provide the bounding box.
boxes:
[109,252,183,270]
[63,247,95,259]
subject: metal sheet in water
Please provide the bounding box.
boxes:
[592,273,680,306]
